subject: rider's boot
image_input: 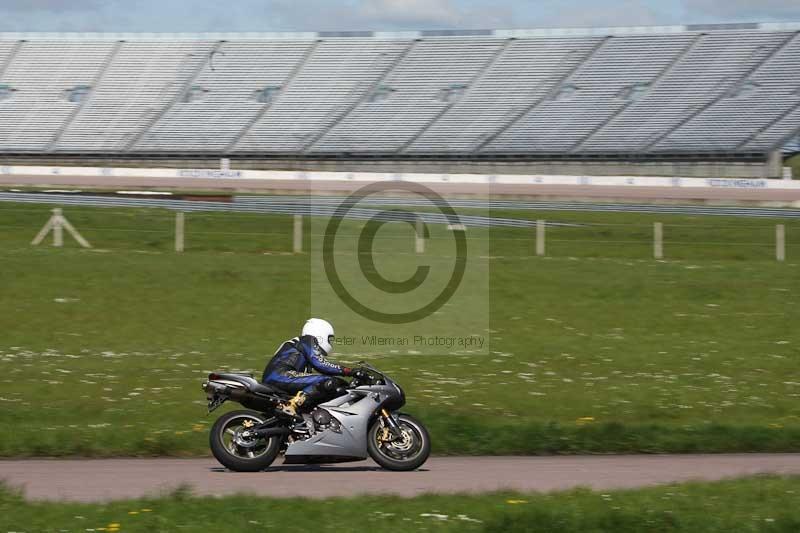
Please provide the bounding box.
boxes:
[276,391,306,418]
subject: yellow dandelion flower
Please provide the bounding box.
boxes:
[140,509,153,512]
[128,511,139,515]
[506,499,528,504]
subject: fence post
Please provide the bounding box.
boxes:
[536,219,545,256]
[415,217,425,254]
[175,212,185,253]
[53,208,63,247]
[776,224,785,262]
[654,222,663,259]
[293,214,303,254]
[32,208,91,248]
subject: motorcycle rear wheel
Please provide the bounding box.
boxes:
[210,410,281,472]
[367,413,431,471]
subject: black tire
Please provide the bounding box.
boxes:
[209,410,281,472]
[367,413,431,471]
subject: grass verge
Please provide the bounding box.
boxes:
[1,476,799,532]
[0,202,798,456]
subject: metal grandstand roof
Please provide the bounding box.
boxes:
[0,21,799,41]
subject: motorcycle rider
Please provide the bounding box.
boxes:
[262,318,364,417]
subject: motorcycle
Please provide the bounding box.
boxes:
[202,363,431,472]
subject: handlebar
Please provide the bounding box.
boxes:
[349,363,387,388]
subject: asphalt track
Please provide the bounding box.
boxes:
[2,454,799,502]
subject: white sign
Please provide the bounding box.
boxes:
[3,165,800,190]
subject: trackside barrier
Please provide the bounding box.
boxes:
[2,165,800,191]
[171,212,302,254]
[17,209,792,262]
[530,220,788,262]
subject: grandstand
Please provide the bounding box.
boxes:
[0,23,799,178]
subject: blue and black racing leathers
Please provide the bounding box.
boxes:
[262,335,351,405]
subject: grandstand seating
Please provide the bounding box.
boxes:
[408,36,605,153]
[314,38,503,153]
[138,40,312,152]
[587,32,794,153]
[0,41,115,151]
[56,41,216,152]
[0,24,798,157]
[237,39,410,153]
[487,34,697,154]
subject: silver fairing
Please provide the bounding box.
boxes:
[284,383,400,459]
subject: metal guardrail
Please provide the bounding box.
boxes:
[1,193,799,224]
[236,195,800,219]
[0,192,559,228]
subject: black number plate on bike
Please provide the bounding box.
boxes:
[207,394,227,413]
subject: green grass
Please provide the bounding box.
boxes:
[0,201,799,456]
[2,476,799,532]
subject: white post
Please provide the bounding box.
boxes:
[31,217,55,246]
[654,222,663,260]
[175,212,185,253]
[31,208,91,248]
[59,216,92,249]
[53,208,63,247]
[536,220,545,257]
[415,217,425,254]
[293,214,303,254]
[776,224,785,262]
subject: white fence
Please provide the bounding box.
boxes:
[1,165,799,190]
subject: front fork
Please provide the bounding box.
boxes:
[380,408,404,441]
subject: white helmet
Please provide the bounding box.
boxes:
[301,318,335,355]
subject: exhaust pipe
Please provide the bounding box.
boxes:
[204,380,278,412]
[227,387,279,411]
[252,426,290,439]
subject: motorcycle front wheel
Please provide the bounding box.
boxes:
[367,413,431,471]
[209,410,281,472]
